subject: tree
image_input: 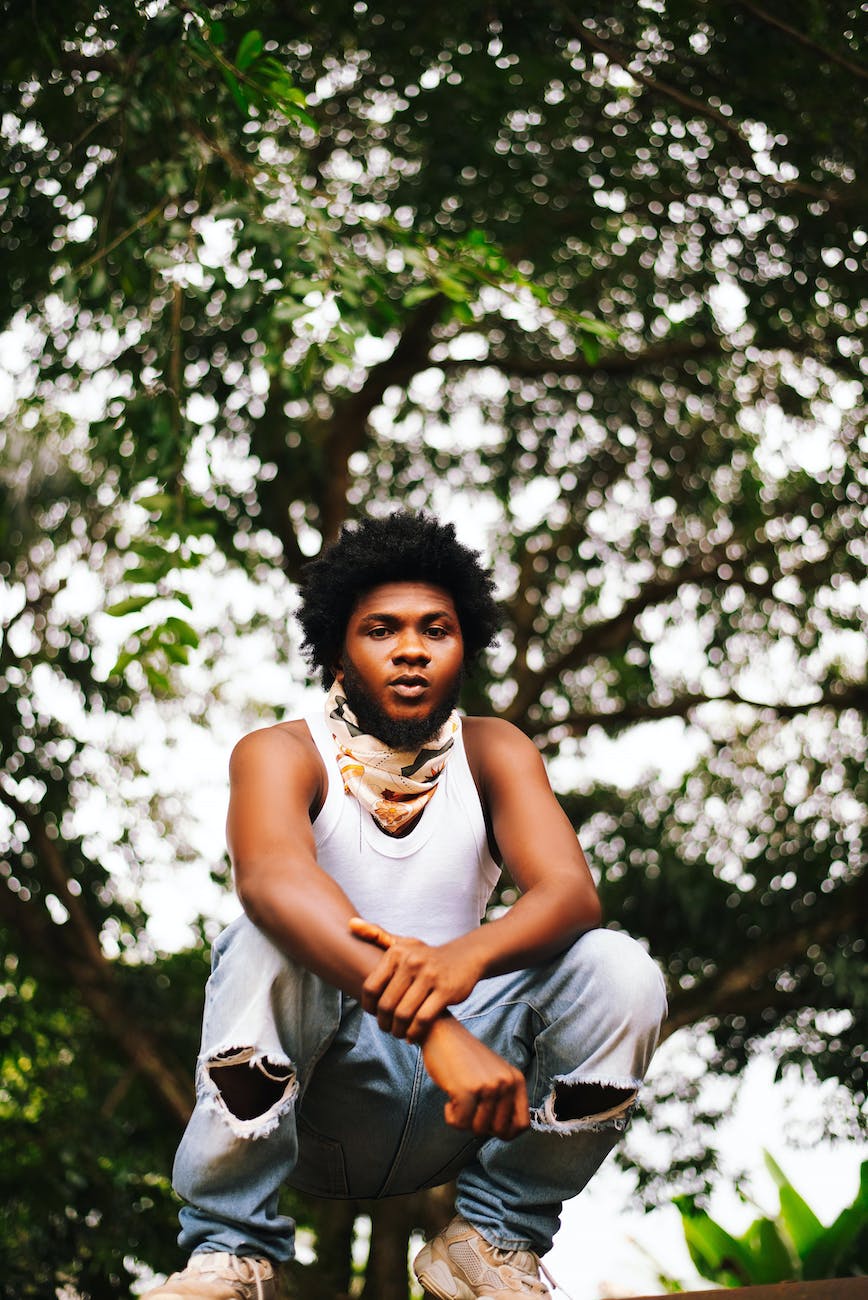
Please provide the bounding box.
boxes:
[1,1,865,1295]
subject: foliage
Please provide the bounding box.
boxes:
[674,1152,868,1287]
[1,0,866,1295]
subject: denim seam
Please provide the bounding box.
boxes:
[296,997,343,1099]
[458,995,554,1030]
[375,1043,426,1198]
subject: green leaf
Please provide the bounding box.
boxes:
[580,334,601,365]
[220,66,249,114]
[451,301,475,325]
[802,1161,868,1279]
[402,286,440,308]
[163,617,199,648]
[235,30,264,72]
[162,642,190,665]
[144,249,177,272]
[436,275,471,303]
[274,299,314,323]
[145,666,172,694]
[574,315,618,339]
[135,493,177,514]
[109,648,137,676]
[740,1217,797,1283]
[105,596,154,618]
[675,1197,756,1287]
[763,1152,825,1257]
[123,553,180,583]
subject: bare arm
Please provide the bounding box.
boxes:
[226,724,383,998]
[453,715,602,973]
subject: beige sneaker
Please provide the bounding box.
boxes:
[413,1215,562,1298]
[143,1252,278,1299]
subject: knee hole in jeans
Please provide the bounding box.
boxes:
[209,1057,294,1121]
[553,1081,635,1122]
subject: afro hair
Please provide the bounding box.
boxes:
[297,511,501,686]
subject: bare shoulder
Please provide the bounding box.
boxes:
[462,715,546,783]
[229,719,325,800]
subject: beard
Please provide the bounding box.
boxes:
[338,656,463,750]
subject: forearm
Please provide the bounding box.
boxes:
[236,859,384,1000]
[442,876,601,983]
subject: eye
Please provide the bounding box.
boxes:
[426,625,448,638]
[367,625,392,638]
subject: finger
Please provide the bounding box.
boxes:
[374,971,417,1034]
[470,1091,499,1137]
[360,951,399,1013]
[491,1089,520,1141]
[511,1078,531,1135]
[444,1092,476,1131]
[390,982,435,1040]
[404,990,448,1044]
[349,916,395,949]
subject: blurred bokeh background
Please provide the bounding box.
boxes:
[1,3,865,1296]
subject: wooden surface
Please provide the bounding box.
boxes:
[624,1281,868,1299]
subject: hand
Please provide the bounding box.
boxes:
[421,1015,530,1141]
[349,917,483,1042]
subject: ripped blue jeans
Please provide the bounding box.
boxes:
[173,917,667,1261]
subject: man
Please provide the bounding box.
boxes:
[149,511,667,1299]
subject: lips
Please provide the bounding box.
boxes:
[389,676,429,698]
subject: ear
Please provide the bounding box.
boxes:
[332,656,344,685]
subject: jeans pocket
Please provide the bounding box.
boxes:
[290,1113,349,1197]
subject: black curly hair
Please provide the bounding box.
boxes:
[297,511,501,687]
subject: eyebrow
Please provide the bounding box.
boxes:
[356,609,458,625]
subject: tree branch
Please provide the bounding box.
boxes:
[438,331,860,383]
[529,682,868,745]
[733,1,868,83]
[503,539,860,735]
[73,200,164,276]
[557,11,846,206]
[503,552,728,725]
[313,295,445,541]
[440,336,725,379]
[662,869,868,1038]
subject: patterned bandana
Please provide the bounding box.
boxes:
[325,682,461,835]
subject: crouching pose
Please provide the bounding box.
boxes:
[148,511,667,1299]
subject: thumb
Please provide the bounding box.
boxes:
[349,916,395,949]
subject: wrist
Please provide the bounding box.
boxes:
[440,933,489,987]
[420,1011,464,1052]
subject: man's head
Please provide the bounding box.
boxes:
[297,512,501,744]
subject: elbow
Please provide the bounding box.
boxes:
[570,879,602,933]
[582,892,603,932]
[234,864,271,930]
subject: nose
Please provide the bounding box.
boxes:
[393,628,430,664]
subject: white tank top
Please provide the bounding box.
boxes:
[305,711,501,945]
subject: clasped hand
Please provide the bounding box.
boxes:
[350,917,529,1141]
[349,916,480,1041]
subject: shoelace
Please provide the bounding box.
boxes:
[539,1259,577,1300]
[190,1254,271,1300]
[488,1245,576,1299]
